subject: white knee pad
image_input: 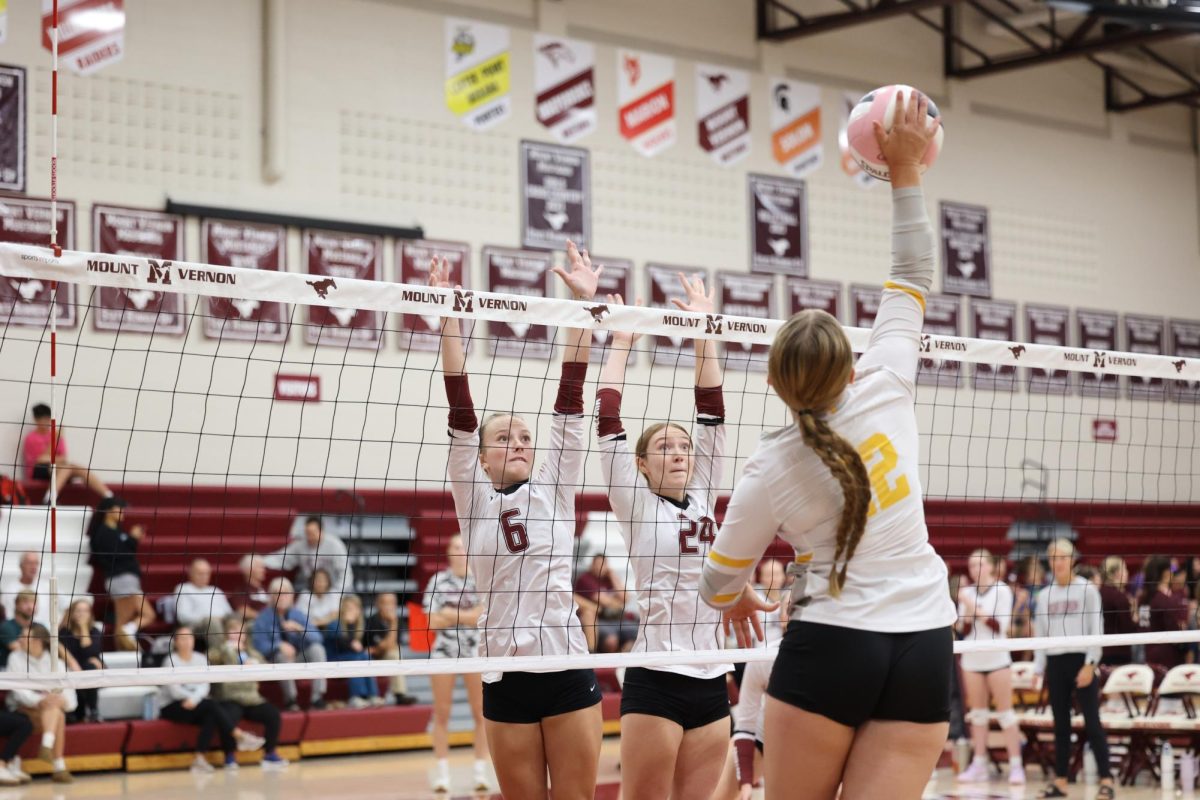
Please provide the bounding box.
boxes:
[996,709,1018,730]
[966,707,991,727]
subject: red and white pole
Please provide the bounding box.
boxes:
[48,0,62,680]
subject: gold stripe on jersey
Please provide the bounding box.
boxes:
[883,281,926,312]
[710,590,743,605]
[793,552,813,564]
[708,550,756,569]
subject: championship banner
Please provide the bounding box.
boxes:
[749,173,807,277]
[1170,319,1200,403]
[303,230,383,349]
[520,140,590,251]
[941,202,991,298]
[444,18,511,132]
[971,299,1017,392]
[42,0,125,76]
[1125,314,1165,400]
[0,197,75,328]
[769,78,822,178]
[92,205,185,335]
[788,278,840,319]
[397,239,472,353]
[617,49,675,158]
[1078,309,1120,398]
[917,294,962,388]
[1027,304,1071,395]
[695,63,750,167]
[0,65,23,193]
[484,246,553,359]
[587,256,633,365]
[647,264,711,367]
[719,272,773,371]
[839,92,875,189]
[533,34,595,143]
[850,284,881,327]
[201,219,288,343]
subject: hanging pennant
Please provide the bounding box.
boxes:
[444,17,511,131]
[769,78,822,178]
[695,63,750,166]
[533,34,596,143]
[617,49,675,157]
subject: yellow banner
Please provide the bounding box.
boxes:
[445,52,510,116]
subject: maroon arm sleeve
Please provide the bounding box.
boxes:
[444,375,478,433]
[596,388,625,438]
[734,737,756,787]
[695,385,725,420]
[554,362,588,415]
[984,617,1001,633]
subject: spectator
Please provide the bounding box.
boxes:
[1099,556,1136,667]
[208,616,289,771]
[0,592,35,668]
[58,599,102,723]
[87,496,156,650]
[22,403,110,499]
[264,517,353,596]
[232,555,270,619]
[1141,554,1188,669]
[5,624,74,783]
[172,558,234,645]
[0,710,33,785]
[0,552,71,628]
[250,578,327,711]
[1075,564,1100,587]
[1009,554,1044,643]
[364,592,417,706]
[296,568,340,631]
[573,553,633,653]
[323,595,381,708]
[158,626,263,774]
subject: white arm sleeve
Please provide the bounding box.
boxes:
[701,454,780,609]
[536,413,588,514]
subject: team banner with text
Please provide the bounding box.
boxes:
[586,257,633,365]
[92,206,185,335]
[748,174,807,277]
[618,49,675,157]
[304,230,383,349]
[201,219,288,343]
[520,140,590,251]
[695,64,750,167]
[533,34,596,143]
[42,0,126,76]
[444,18,511,131]
[0,197,76,327]
[1026,304,1071,395]
[850,284,881,328]
[648,264,711,367]
[0,65,25,193]
[1125,315,1165,400]
[484,246,553,359]
[1078,309,1120,398]
[941,202,991,298]
[769,78,822,179]
[1171,320,1200,403]
[917,295,962,387]
[719,272,773,371]
[789,278,840,319]
[971,299,1018,392]
[397,239,473,353]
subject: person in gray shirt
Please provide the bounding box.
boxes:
[264,516,354,596]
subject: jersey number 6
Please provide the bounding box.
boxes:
[500,509,530,553]
[857,433,911,517]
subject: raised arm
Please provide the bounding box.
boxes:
[553,241,602,365]
[671,274,726,493]
[596,295,645,524]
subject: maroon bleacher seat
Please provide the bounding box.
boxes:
[17,720,129,759]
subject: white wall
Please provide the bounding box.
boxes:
[0,0,1196,502]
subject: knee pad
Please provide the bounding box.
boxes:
[996,709,1018,730]
[966,707,991,727]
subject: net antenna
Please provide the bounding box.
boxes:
[46,0,64,687]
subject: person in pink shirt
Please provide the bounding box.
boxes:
[22,404,110,499]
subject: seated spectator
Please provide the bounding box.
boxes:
[5,624,74,783]
[0,710,33,785]
[1075,564,1100,587]
[0,591,38,668]
[58,599,103,723]
[1,552,71,628]
[324,595,381,708]
[87,496,156,650]
[1099,556,1136,667]
[232,555,271,619]
[574,553,633,653]
[264,517,354,596]
[1141,555,1188,668]
[250,578,327,711]
[209,616,289,770]
[22,403,111,500]
[365,592,417,706]
[296,568,340,631]
[158,626,263,774]
[172,558,234,646]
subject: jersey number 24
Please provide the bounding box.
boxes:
[678,515,716,555]
[858,433,911,517]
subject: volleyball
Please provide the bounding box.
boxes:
[846,84,944,181]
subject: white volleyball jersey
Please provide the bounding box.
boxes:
[958,582,1014,673]
[447,413,589,682]
[733,643,778,745]
[598,402,731,679]
[702,285,957,634]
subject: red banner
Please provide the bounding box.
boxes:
[1026,304,1071,395]
[92,205,185,335]
[201,219,287,343]
[647,264,710,367]
[303,230,383,349]
[788,278,840,319]
[719,272,773,371]
[849,285,881,328]
[484,247,553,359]
[971,299,1017,392]
[397,239,472,353]
[917,295,962,388]
[42,0,126,76]
[0,197,76,328]
[586,257,633,365]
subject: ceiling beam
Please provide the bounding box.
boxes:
[758,0,960,41]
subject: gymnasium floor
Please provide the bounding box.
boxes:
[0,742,1174,800]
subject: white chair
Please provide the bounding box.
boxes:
[96,650,157,720]
[1102,663,1156,724]
[1150,665,1200,729]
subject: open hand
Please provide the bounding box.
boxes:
[428,256,453,290]
[722,585,780,649]
[670,273,716,315]
[553,240,604,301]
[871,89,938,178]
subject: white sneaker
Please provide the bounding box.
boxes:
[190,755,215,774]
[368,696,386,707]
[1009,763,1026,784]
[474,772,492,792]
[431,775,450,794]
[260,755,290,771]
[956,759,990,783]
[348,697,369,709]
[0,766,20,787]
[237,732,266,752]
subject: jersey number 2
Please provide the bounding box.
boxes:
[857,433,911,517]
[678,516,716,555]
[500,509,529,553]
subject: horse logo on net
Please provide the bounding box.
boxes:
[1174,359,1187,374]
[1009,345,1026,360]
[453,289,474,313]
[307,278,338,299]
[585,304,609,323]
[920,334,931,353]
[146,260,173,285]
[1093,351,1107,369]
[705,314,724,335]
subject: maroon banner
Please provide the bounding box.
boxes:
[0,196,76,328]
[1026,304,1070,395]
[971,299,1017,392]
[0,66,25,193]
[587,257,633,365]
[1124,314,1165,400]
[788,278,840,319]
[749,174,807,277]
[302,230,383,349]
[484,246,553,359]
[940,202,991,298]
[849,285,881,328]
[397,239,472,353]
[647,264,711,367]
[719,272,774,372]
[520,140,590,251]
[1077,309,1119,398]
[274,374,320,402]
[917,295,962,388]
[201,219,287,343]
[91,205,185,335]
[1169,319,1200,404]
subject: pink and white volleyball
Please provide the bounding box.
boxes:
[846,84,943,182]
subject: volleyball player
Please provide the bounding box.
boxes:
[700,90,958,800]
[433,243,603,800]
[595,274,731,800]
[956,548,1024,785]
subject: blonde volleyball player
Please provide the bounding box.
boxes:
[595,275,731,800]
[956,548,1024,785]
[433,244,603,800]
[701,91,957,800]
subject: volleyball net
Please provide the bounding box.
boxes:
[0,240,1197,691]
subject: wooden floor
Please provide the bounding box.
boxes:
[0,743,1178,799]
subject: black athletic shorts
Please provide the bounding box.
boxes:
[620,666,730,730]
[482,668,602,724]
[31,465,50,481]
[767,620,952,728]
